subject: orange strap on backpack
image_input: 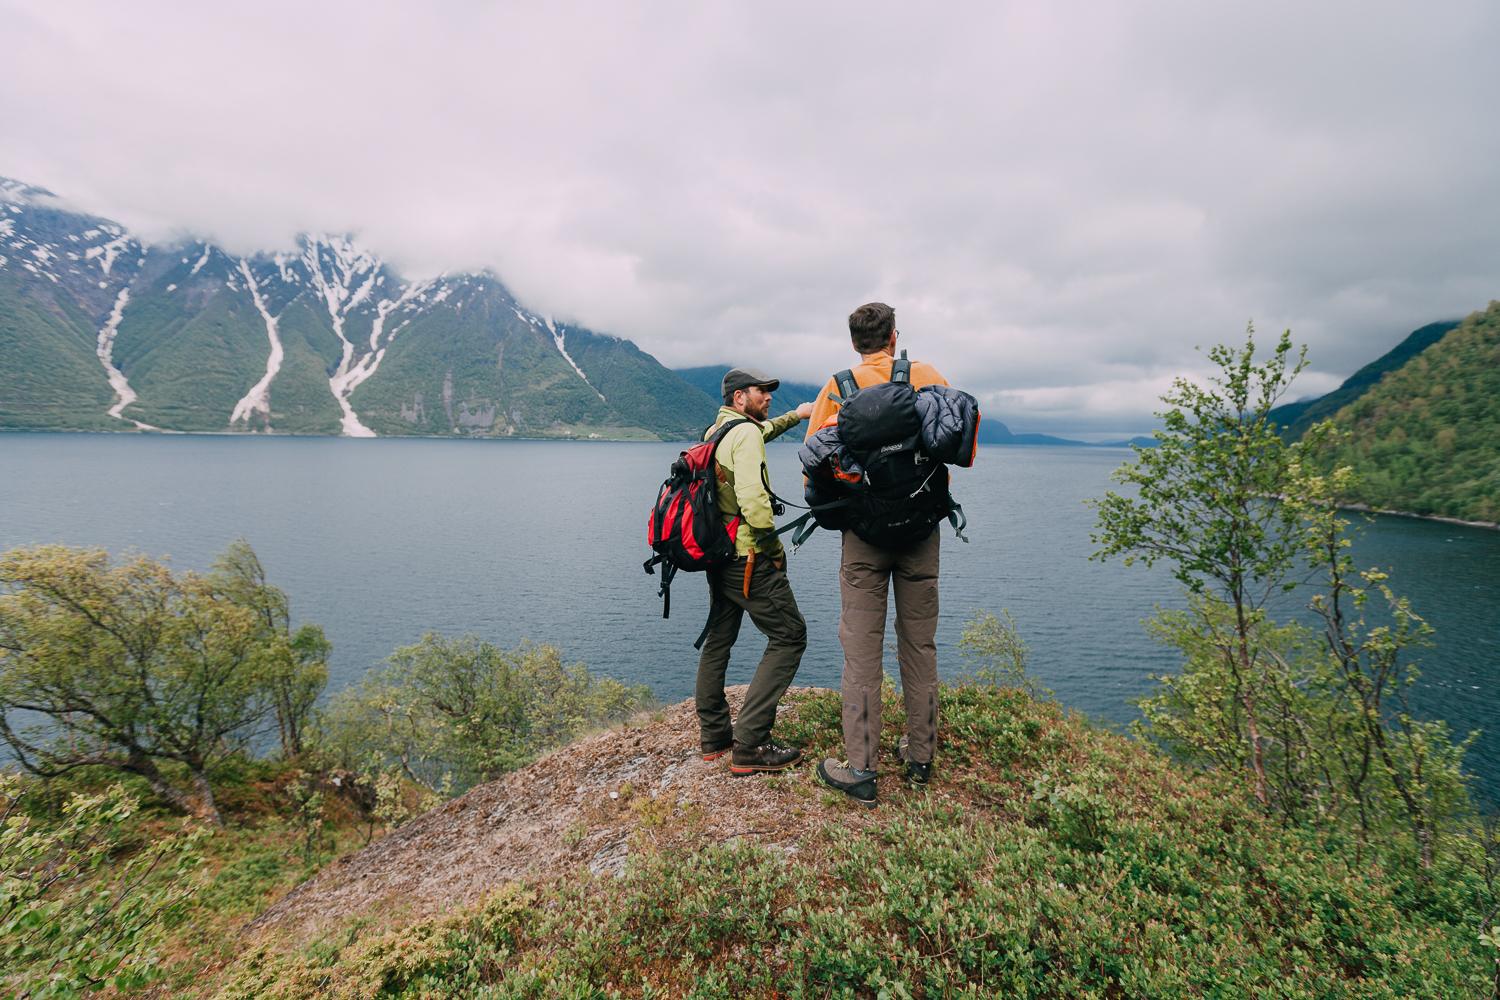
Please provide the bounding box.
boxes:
[742,550,756,598]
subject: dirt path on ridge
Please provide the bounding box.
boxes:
[250,686,870,945]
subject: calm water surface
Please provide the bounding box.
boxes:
[2,433,1496,797]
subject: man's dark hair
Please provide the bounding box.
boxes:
[849,302,896,354]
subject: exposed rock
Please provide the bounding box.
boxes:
[399,393,425,424]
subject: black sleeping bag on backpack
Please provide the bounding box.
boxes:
[797,354,978,550]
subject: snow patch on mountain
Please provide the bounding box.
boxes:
[84,234,132,276]
[94,288,158,430]
[273,252,298,285]
[329,277,437,436]
[546,315,606,402]
[301,234,390,435]
[190,244,212,275]
[230,259,284,428]
[0,193,139,289]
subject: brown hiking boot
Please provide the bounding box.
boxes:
[729,742,802,775]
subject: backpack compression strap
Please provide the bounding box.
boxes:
[834,369,859,402]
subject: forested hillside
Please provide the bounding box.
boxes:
[1270,320,1460,440]
[1321,303,1500,523]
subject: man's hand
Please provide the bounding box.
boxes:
[796,402,814,420]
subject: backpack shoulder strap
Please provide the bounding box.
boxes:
[834,369,859,401]
[708,417,754,453]
[892,350,912,385]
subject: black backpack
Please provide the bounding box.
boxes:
[799,353,969,550]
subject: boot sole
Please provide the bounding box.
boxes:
[829,788,878,809]
[701,748,732,762]
[729,757,802,775]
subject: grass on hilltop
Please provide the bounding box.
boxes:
[214,683,1493,999]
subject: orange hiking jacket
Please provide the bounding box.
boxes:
[804,352,950,438]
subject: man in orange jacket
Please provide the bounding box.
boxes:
[810,302,950,808]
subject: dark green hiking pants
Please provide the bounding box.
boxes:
[695,554,807,750]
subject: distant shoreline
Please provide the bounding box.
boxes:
[0,426,1143,449]
[1340,502,1499,532]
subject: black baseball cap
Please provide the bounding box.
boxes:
[721,367,780,398]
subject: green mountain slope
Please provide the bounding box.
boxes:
[0,271,116,431]
[1271,320,1460,439]
[350,278,620,437]
[262,296,345,434]
[111,249,284,432]
[564,328,719,438]
[1322,303,1500,523]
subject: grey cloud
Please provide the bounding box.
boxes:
[2,0,1497,434]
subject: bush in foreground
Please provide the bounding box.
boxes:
[1,774,204,998]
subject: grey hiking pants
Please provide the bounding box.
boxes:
[839,528,941,772]
[696,553,807,750]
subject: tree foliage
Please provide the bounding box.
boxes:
[1092,329,1479,883]
[1091,328,1309,804]
[1,773,203,998]
[957,610,1033,692]
[0,541,328,823]
[1287,458,1475,868]
[320,634,654,797]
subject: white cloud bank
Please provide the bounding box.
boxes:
[2,0,1497,433]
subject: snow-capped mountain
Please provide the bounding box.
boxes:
[0,178,713,438]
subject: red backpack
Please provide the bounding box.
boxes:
[643,418,752,632]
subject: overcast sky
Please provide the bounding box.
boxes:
[3,1,1497,435]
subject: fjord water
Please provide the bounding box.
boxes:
[2,433,1497,798]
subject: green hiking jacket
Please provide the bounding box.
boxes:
[705,406,802,557]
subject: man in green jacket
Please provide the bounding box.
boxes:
[697,367,813,775]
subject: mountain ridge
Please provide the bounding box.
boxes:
[1269,319,1461,440]
[0,177,715,440]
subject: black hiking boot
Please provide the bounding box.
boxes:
[729,742,802,775]
[897,735,932,784]
[817,759,878,808]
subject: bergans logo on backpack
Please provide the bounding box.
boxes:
[643,418,752,622]
[797,351,977,551]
